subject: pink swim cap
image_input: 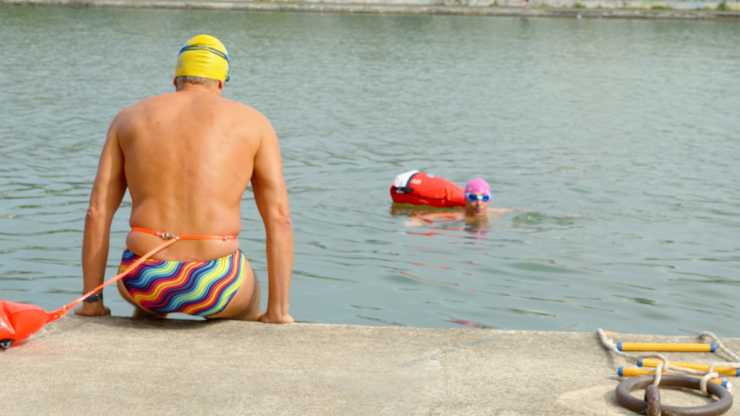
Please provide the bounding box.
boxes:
[464,177,491,195]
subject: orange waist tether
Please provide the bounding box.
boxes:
[46,227,239,322]
[130,226,239,241]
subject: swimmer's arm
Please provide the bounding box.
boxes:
[77,117,126,317]
[489,207,514,214]
[406,211,462,226]
[252,117,294,324]
[404,217,427,227]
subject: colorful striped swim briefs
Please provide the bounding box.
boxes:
[119,249,247,317]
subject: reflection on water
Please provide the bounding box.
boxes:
[391,203,492,236]
[1,6,739,334]
[511,212,579,227]
[463,218,490,236]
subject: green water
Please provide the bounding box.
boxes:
[1,6,739,334]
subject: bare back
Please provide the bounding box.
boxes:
[80,37,294,322]
[115,89,267,260]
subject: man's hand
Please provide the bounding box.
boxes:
[75,302,111,317]
[258,311,294,324]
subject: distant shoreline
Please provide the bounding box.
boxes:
[3,0,740,19]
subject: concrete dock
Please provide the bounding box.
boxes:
[1,317,738,415]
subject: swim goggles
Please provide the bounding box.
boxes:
[466,193,491,203]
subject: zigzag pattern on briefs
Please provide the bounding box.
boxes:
[120,249,245,317]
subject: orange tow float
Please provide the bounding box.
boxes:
[0,237,180,350]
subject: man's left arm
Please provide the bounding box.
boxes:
[76,118,127,317]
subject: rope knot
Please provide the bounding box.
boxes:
[157,231,178,240]
[700,371,720,395]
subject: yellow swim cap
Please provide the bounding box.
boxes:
[175,34,230,82]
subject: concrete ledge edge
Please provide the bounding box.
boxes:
[3,0,740,18]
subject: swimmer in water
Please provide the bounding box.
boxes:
[406,177,512,226]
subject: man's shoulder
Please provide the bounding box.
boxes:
[219,97,269,122]
[114,93,173,118]
[108,93,180,137]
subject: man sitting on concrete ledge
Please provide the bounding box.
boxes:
[76,34,294,324]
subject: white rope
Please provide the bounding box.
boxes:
[598,328,738,396]
[700,331,740,362]
[653,358,664,386]
[700,371,720,395]
[597,328,639,362]
[597,329,668,385]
